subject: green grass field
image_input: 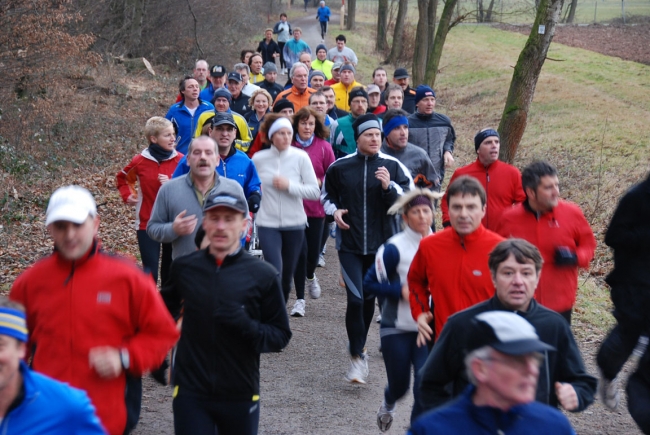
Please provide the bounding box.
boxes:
[354,0,650,25]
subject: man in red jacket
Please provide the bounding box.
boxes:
[408,176,504,347]
[440,128,525,230]
[10,185,179,435]
[495,161,596,324]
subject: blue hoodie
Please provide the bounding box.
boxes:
[0,361,105,434]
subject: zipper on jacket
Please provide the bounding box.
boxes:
[363,156,368,255]
[485,168,490,228]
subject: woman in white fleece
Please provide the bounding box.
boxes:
[252,114,321,313]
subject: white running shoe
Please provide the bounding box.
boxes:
[376,401,396,432]
[317,254,326,267]
[599,370,620,411]
[290,299,306,317]
[376,314,382,323]
[307,276,321,299]
[345,356,367,384]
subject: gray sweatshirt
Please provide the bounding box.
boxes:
[147,173,244,259]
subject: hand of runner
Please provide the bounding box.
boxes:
[333,209,350,230]
[555,382,579,411]
[443,151,454,168]
[89,346,123,379]
[126,194,138,206]
[375,166,390,190]
[416,312,434,347]
[173,210,198,236]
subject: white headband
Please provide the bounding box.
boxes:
[268,117,294,139]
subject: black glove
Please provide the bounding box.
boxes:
[213,301,259,339]
[554,247,578,266]
[247,192,261,214]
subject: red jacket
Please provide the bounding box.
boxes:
[408,225,504,337]
[441,159,525,230]
[495,200,596,313]
[10,242,179,435]
[116,149,183,230]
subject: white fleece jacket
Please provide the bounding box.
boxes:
[252,145,320,228]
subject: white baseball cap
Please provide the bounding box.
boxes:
[46,185,97,225]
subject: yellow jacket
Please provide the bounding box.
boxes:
[193,110,253,153]
[332,81,364,112]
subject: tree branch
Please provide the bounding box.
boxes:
[185,0,204,58]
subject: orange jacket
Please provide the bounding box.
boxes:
[440,159,525,231]
[274,86,316,112]
[10,242,179,435]
[495,200,596,312]
[408,225,504,337]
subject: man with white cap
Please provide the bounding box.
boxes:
[323,113,413,384]
[418,238,596,414]
[162,184,291,435]
[408,310,576,434]
[10,185,179,435]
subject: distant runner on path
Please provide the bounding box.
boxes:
[316,1,331,41]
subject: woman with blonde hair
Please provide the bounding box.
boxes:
[245,88,272,141]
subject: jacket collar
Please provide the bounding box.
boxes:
[142,147,179,162]
[450,224,488,245]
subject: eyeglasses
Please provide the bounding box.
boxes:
[483,352,544,371]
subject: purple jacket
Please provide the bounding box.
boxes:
[292,136,335,218]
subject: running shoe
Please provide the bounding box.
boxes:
[307,276,321,299]
[376,400,396,432]
[599,370,620,411]
[317,254,326,267]
[290,299,306,317]
[345,356,367,384]
[376,314,382,323]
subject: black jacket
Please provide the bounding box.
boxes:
[604,174,650,324]
[402,86,417,114]
[419,296,597,412]
[257,39,281,65]
[322,151,413,255]
[259,80,285,102]
[162,249,291,400]
[327,106,348,120]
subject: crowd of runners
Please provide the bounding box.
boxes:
[4,3,650,434]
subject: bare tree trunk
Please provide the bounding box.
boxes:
[424,0,458,87]
[386,0,408,64]
[485,0,495,21]
[412,0,430,83]
[346,0,356,29]
[376,0,389,51]
[477,0,484,22]
[127,0,145,54]
[565,0,578,23]
[498,0,565,162]
[427,0,438,49]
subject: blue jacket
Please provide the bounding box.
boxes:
[0,361,105,434]
[165,100,215,155]
[317,6,331,22]
[172,145,261,199]
[199,83,225,104]
[408,385,576,435]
